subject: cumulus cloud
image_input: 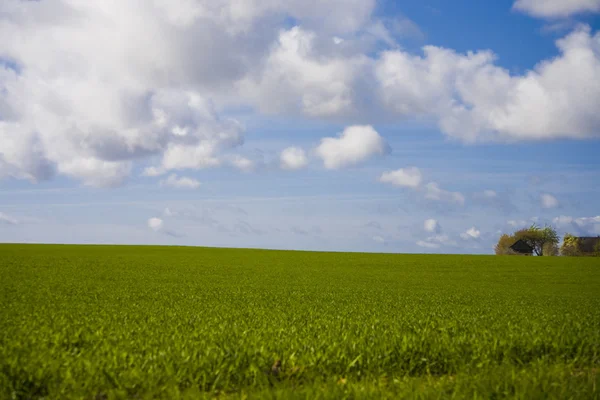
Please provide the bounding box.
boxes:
[460,227,481,240]
[379,167,422,188]
[553,215,600,235]
[147,217,164,232]
[316,125,389,169]
[2,0,600,189]
[0,212,18,225]
[513,0,600,18]
[0,1,255,186]
[376,26,600,142]
[280,147,309,170]
[541,193,559,208]
[0,0,377,186]
[160,174,201,189]
[238,26,370,117]
[424,218,441,233]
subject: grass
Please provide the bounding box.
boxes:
[0,244,599,399]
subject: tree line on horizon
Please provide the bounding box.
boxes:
[495,224,600,256]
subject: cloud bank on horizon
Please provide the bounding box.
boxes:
[0,0,599,252]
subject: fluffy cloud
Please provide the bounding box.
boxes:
[2,1,600,189]
[461,227,481,240]
[0,2,257,186]
[379,167,422,188]
[541,193,559,208]
[553,215,600,235]
[316,125,389,169]
[0,0,378,186]
[424,218,441,233]
[280,147,309,170]
[376,26,600,142]
[147,217,164,232]
[513,0,600,18]
[0,212,17,225]
[160,174,201,189]
[237,27,370,117]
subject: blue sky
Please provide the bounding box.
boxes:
[1,0,599,253]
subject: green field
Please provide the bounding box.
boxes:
[1,244,599,399]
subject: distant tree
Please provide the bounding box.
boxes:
[495,233,516,255]
[512,224,558,256]
[560,234,581,256]
[495,224,559,256]
[594,241,600,257]
[542,242,559,256]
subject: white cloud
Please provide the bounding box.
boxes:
[237,27,369,117]
[316,125,389,169]
[379,167,464,206]
[573,216,600,235]
[513,0,600,18]
[2,0,600,189]
[376,26,600,142]
[417,218,457,249]
[424,218,441,233]
[0,212,18,225]
[424,182,466,205]
[416,240,440,249]
[229,155,255,172]
[417,234,456,249]
[372,235,385,244]
[508,219,529,228]
[58,159,132,188]
[160,174,201,189]
[280,147,308,170]
[379,167,422,188]
[553,215,573,225]
[0,1,256,186]
[553,215,600,235]
[461,227,481,240]
[0,0,375,186]
[147,217,164,232]
[541,193,559,208]
[482,190,497,198]
[142,166,166,177]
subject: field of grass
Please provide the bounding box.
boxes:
[1,244,599,399]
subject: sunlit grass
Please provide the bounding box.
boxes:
[1,244,599,399]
